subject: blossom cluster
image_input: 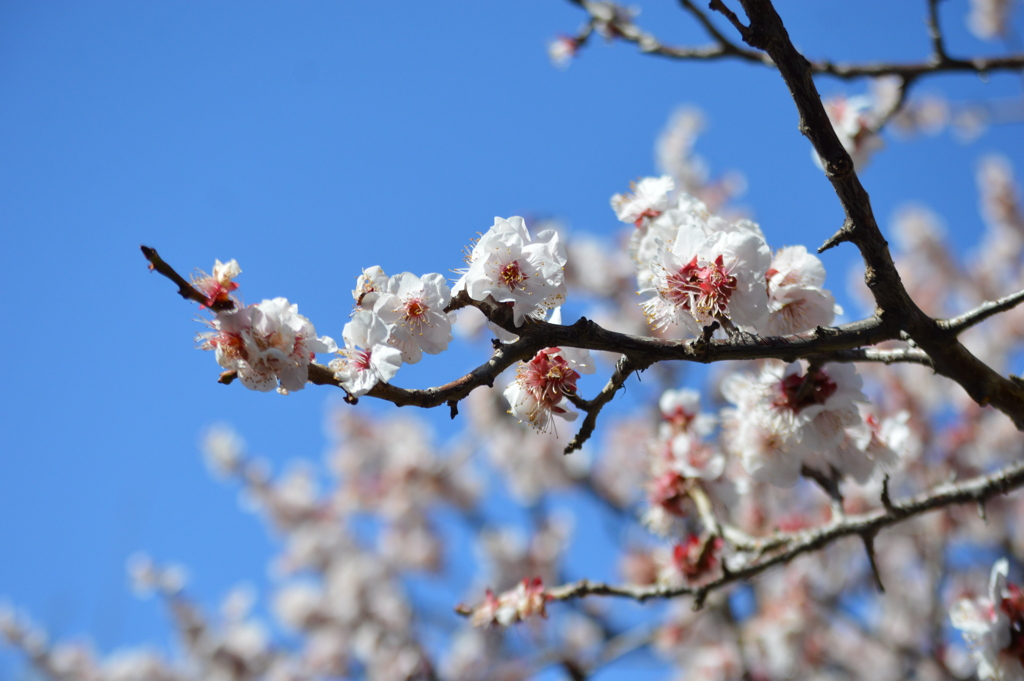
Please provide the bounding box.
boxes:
[612,175,838,338]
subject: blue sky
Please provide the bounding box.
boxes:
[1,1,1022,677]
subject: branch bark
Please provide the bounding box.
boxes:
[534,457,1024,606]
[725,0,1024,427]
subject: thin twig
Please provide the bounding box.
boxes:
[940,288,1024,335]
[563,0,1024,79]
[709,0,750,38]
[813,346,934,367]
[141,246,235,312]
[926,0,949,63]
[513,456,1024,608]
[678,0,748,54]
[564,355,645,454]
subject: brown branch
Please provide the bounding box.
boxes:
[334,316,896,410]
[141,245,235,312]
[813,346,934,367]
[800,464,844,511]
[861,530,885,592]
[564,354,645,454]
[525,456,1024,607]
[564,0,1024,79]
[145,245,913,416]
[730,0,1024,428]
[926,0,949,64]
[678,0,750,56]
[940,287,1024,335]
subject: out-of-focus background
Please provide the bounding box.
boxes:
[1,1,1021,677]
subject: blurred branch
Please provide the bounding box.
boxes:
[521,456,1024,608]
[926,0,949,63]
[940,287,1024,335]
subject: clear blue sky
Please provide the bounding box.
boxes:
[1,1,1022,677]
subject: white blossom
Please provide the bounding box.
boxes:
[639,199,771,335]
[353,265,388,310]
[373,272,453,363]
[721,361,868,486]
[820,94,884,171]
[455,216,568,327]
[199,298,337,393]
[504,347,582,432]
[328,310,403,397]
[764,245,839,335]
[611,175,675,227]
[967,0,1016,39]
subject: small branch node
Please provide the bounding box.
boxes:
[818,220,855,253]
[861,531,885,593]
[880,474,895,512]
[692,588,709,611]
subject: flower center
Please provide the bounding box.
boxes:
[211,331,245,360]
[775,369,838,412]
[352,349,373,372]
[1001,584,1024,662]
[518,348,579,408]
[500,260,529,291]
[662,255,737,320]
[663,406,695,431]
[404,297,428,322]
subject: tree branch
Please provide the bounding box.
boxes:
[564,354,646,454]
[730,0,1024,428]
[529,457,1024,607]
[563,0,1024,79]
[812,346,934,367]
[926,0,949,64]
[141,246,235,312]
[146,246,911,411]
[940,287,1024,335]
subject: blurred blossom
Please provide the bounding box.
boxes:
[202,423,245,478]
[967,0,1016,39]
[819,94,884,170]
[547,35,578,68]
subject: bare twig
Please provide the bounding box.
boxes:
[563,0,1024,79]
[940,288,1024,335]
[800,464,845,513]
[708,0,751,39]
[926,0,949,64]
[564,354,645,454]
[141,246,235,312]
[813,346,934,367]
[861,531,885,592]
[678,0,750,55]
[872,74,917,132]
[512,456,1024,608]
